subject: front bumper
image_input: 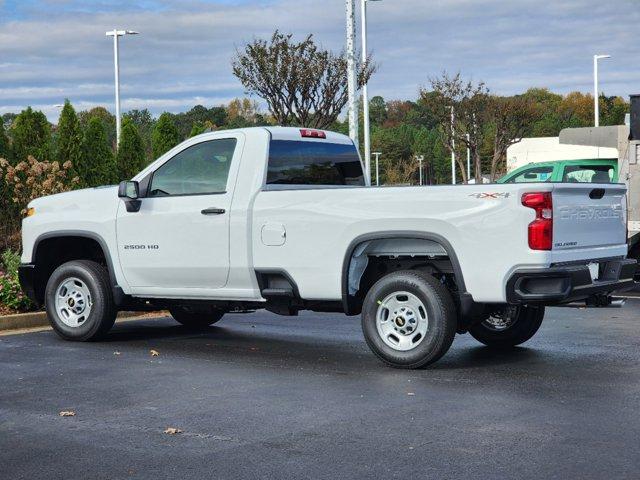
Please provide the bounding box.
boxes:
[506,258,638,305]
[18,264,38,305]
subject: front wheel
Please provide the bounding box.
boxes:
[468,305,545,348]
[45,260,117,341]
[169,306,225,329]
[361,271,457,369]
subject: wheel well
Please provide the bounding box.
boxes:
[31,235,110,304]
[343,237,463,316]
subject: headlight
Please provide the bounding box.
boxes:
[26,207,36,217]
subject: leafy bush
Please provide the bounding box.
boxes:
[0,249,34,313]
[0,155,79,252]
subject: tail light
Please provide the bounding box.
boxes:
[522,192,553,250]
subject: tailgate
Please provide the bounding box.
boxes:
[552,184,627,250]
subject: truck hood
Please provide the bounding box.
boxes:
[29,185,119,213]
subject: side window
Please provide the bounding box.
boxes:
[562,165,614,183]
[504,166,554,183]
[266,140,365,186]
[148,139,237,197]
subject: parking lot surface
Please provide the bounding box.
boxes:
[1,302,639,479]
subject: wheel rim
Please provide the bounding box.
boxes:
[54,277,92,327]
[482,305,520,332]
[376,291,429,351]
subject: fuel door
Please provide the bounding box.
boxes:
[261,222,286,246]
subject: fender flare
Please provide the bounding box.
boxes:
[340,231,471,315]
[32,230,119,290]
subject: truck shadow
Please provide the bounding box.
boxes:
[101,317,548,372]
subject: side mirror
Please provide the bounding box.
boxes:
[118,180,139,199]
[118,181,141,213]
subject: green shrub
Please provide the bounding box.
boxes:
[0,249,34,313]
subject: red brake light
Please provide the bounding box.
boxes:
[522,192,553,250]
[300,129,326,139]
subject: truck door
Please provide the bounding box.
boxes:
[115,134,243,293]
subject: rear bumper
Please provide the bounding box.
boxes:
[18,264,38,305]
[506,258,638,305]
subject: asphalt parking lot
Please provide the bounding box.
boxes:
[1,302,639,479]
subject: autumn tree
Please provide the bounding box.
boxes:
[56,99,82,171]
[232,30,375,128]
[11,107,51,163]
[152,113,181,159]
[116,118,146,180]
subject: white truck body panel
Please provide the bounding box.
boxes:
[21,126,630,306]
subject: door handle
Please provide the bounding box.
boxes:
[201,207,226,215]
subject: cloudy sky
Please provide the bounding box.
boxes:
[1,0,639,121]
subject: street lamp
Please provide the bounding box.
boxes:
[417,155,424,185]
[449,106,456,184]
[345,1,358,147]
[361,0,382,186]
[593,54,611,127]
[372,152,382,186]
[106,29,139,147]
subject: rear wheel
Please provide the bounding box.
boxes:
[468,305,545,348]
[169,306,225,329]
[361,271,457,369]
[45,260,116,341]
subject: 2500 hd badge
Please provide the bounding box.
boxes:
[123,244,159,250]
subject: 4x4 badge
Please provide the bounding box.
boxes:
[468,192,510,199]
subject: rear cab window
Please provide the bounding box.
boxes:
[503,165,554,183]
[266,137,365,187]
[562,165,614,183]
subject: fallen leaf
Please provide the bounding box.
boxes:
[164,427,182,435]
[59,411,76,417]
[150,350,159,357]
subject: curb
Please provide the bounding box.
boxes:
[0,311,146,332]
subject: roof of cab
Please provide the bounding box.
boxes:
[264,126,353,144]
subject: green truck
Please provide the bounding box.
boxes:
[498,158,618,184]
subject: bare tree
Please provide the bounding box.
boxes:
[422,72,538,183]
[232,31,375,128]
[487,95,540,180]
[421,73,489,183]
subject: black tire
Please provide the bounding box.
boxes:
[361,270,457,369]
[45,260,117,341]
[169,306,225,329]
[468,305,545,348]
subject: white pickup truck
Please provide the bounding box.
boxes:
[19,127,637,368]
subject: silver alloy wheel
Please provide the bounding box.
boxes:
[54,277,93,327]
[482,305,520,331]
[376,291,429,351]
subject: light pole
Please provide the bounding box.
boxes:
[345,1,358,146]
[361,0,382,186]
[106,29,139,147]
[449,106,456,184]
[466,133,470,182]
[417,155,424,185]
[372,152,382,186]
[593,54,611,127]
